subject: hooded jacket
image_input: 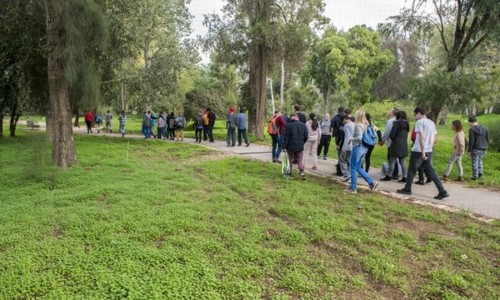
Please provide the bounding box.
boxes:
[468,125,489,152]
[283,118,308,152]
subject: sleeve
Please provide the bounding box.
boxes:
[457,133,465,154]
[381,120,393,142]
[283,126,289,149]
[468,129,474,153]
[389,122,398,140]
[303,126,309,143]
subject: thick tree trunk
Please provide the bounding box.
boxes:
[73,104,80,127]
[254,43,267,139]
[0,112,4,139]
[9,103,20,138]
[280,57,285,110]
[269,77,275,113]
[44,0,77,169]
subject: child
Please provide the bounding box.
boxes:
[443,120,465,181]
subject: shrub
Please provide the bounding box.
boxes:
[487,119,500,152]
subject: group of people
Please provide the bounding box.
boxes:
[84,110,127,137]
[267,105,490,200]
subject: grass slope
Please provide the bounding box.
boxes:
[0,132,498,299]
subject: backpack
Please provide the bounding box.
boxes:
[195,116,203,129]
[96,115,102,123]
[267,116,279,135]
[176,117,185,128]
[362,125,377,147]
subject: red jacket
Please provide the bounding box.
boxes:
[85,112,93,122]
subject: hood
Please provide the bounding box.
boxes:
[471,125,485,135]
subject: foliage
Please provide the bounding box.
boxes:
[0,131,499,298]
[487,119,500,152]
[306,26,394,111]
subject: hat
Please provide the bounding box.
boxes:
[229,106,235,113]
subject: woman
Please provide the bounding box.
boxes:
[84,110,93,133]
[317,113,332,160]
[345,110,378,194]
[443,120,465,181]
[304,113,321,170]
[381,111,409,182]
[283,113,308,180]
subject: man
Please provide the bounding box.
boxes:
[175,112,186,142]
[105,110,112,133]
[142,111,151,139]
[294,104,307,124]
[268,110,287,163]
[167,112,175,140]
[467,116,489,180]
[283,113,308,180]
[380,109,399,179]
[207,107,216,142]
[118,110,126,137]
[236,108,250,147]
[202,109,209,141]
[226,106,237,147]
[397,107,449,200]
[339,114,354,182]
[330,107,345,175]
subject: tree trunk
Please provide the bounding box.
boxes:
[254,43,267,139]
[73,104,80,127]
[9,102,20,138]
[325,84,332,114]
[44,0,77,169]
[0,112,4,139]
[438,106,448,125]
[280,57,285,110]
[269,77,275,113]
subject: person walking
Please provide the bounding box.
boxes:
[304,113,322,170]
[410,126,432,185]
[363,113,382,173]
[167,112,176,140]
[142,111,151,138]
[202,109,209,141]
[175,112,186,142]
[105,110,112,133]
[381,111,409,182]
[345,111,378,194]
[95,112,103,133]
[467,116,489,180]
[442,120,466,181]
[118,110,126,137]
[317,113,332,160]
[84,110,93,133]
[194,111,204,143]
[207,107,216,142]
[157,113,167,140]
[283,113,308,180]
[339,114,354,181]
[397,107,449,200]
[226,106,237,147]
[268,110,287,163]
[330,107,345,176]
[236,108,250,147]
[380,109,399,179]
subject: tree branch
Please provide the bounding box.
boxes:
[432,0,449,53]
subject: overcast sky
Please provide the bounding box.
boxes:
[188,0,410,63]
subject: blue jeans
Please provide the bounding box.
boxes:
[404,151,446,193]
[238,128,249,145]
[142,126,151,138]
[350,145,374,190]
[271,134,282,160]
[226,127,236,146]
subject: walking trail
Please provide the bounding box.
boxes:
[62,124,500,220]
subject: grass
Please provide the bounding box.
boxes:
[0,129,499,299]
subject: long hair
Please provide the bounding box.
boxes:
[354,110,368,129]
[452,120,463,132]
[396,111,409,131]
[309,113,319,130]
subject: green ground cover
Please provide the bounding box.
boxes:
[0,132,498,299]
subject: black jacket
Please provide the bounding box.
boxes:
[469,125,489,152]
[389,120,409,158]
[283,120,308,152]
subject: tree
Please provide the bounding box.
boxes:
[306,26,394,111]
[43,0,107,168]
[389,0,499,72]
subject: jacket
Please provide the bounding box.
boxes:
[389,120,409,158]
[306,120,321,143]
[454,131,466,155]
[283,120,308,152]
[468,125,489,152]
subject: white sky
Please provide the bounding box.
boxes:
[188,0,410,63]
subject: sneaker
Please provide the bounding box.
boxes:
[471,177,477,181]
[442,175,448,181]
[381,176,391,181]
[478,173,483,178]
[454,177,464,182]
[246,143,250,147]
[434,192,449,200]
[300,171,305,180]
[397,189,412,195]
[398,178,407,183]
[344,189,357,194]
[312,166,317,171]
[426,178,432,184]
[342,176,351,182]
[283,174,292,180]
[370,181,379,191]
[415,180,425,185]
[323,156,327,160]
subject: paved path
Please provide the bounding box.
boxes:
[69,125,500,220]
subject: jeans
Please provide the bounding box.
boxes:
[404,151,446,193]
[350,145,374,191]
[389,156,407,178]
[303,139,319,168]
[119,123,126,134]
[445,152,463,177]
[142,126,151,138]
[470,149,486,178]
[238,128,249,145]
[203,125,209,140]
[208,125,214,142]
[387,147,399,177]
[339,150,351,179]
[364,145,374,172]
[226,127,236,146]
[85,121,92,133]
[271,134,283,160]
[317,135,331,157]
[287,150,304,173]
